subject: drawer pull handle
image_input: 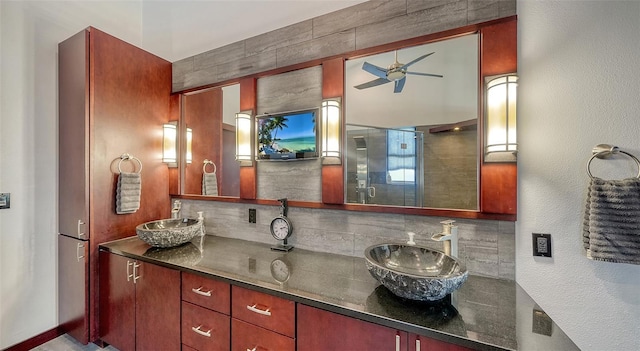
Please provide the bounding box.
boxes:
[192,286,212,297]
[246,304,271,316]
[191,325,212,337]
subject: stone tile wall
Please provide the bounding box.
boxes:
[172,0,517,92]
[177,198,516,280]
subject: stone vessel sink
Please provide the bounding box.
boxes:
[136,218,202,248]
[364,244,468,301]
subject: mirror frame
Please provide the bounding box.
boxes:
[170,16,517,221]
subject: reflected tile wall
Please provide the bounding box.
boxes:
[178,199,515,280]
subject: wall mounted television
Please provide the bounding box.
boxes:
[256,108,319,160]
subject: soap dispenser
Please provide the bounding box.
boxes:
[407,232,416,245]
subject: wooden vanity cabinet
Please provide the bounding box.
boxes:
[231,286,295,351]
[297,304,474,351]
[297,304,408,351]
[408,333,475,351]
[98,252,180,351]
[181,272,231,351]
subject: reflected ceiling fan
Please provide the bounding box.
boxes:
[354,51,443,93]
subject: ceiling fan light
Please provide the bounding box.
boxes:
[387,71,404,81]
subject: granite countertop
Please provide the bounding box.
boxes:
[99,235,579,351]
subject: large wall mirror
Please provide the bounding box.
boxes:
[344,34,478,210]
[174,18,517,219]
[181,84,240,197]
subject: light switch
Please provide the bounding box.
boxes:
[532,233,552,257]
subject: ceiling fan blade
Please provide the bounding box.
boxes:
[406,71,443,78]
[394,77,406,93]
[354,77,392,90]
[362,61,388,79]
[401,52,435,69]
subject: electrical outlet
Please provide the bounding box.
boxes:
[249,208,256,223]
[0,193,10,209]
[532,233,552,257]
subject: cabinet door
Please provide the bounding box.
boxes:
[409,334,475,351]
[231,318,294,351]
[182,271,230,314]
[182,302,230,351]
[58,235,89,344]
[99,252,135,351]
[58,29,88,240]
[135,261,181,350]
[297,304,408,351]
[231,286,295,338]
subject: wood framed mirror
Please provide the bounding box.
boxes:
[172,17,516,221]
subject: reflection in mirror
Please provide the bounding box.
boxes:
[345,34,478,210]
[182,84,240,197]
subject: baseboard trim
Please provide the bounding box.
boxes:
[2,327,62,351]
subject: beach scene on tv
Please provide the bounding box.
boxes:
[257,110,317,160]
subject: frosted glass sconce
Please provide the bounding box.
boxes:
[163,121,178,167]
[235,111,253,165]
[186,127,193,164]
[321,98,341,164]
[485,74,518,162]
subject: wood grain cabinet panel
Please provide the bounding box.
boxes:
[182,302,231,351]
[409,333,475,351]
[231,318,295,351]
[231,286,295,338]
[99,252,180,351]
[297,304,407,351]
[182,272,231,315]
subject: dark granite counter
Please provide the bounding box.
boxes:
[99,235,579,351]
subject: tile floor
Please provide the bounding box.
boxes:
[31,334,118,351]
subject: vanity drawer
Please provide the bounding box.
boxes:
[231,318,295,351]
[182,271,230,315]
[182,301,230,351]
[231,286,295,337]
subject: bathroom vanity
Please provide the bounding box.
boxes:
[99,236,579,351]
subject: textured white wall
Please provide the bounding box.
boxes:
[0,2,143,348]
[517,1,640,350]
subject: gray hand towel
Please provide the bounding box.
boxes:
[202,172,218,196]
[583,177,640,265]
[116,172,141,214]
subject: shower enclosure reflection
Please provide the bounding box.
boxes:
[346,124,424,207]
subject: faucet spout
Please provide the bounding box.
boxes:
[431,220,458,258]
[171,200,182,219]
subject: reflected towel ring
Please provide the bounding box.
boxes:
[587,144,640,179]
[118,153,143,174]
[203,159,216,174]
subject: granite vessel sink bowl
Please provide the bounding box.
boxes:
[364,244,468,301]
[136,218,202,248]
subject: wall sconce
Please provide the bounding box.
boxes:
[186,127,193,164]
[163,121,178,167]
[235,111,253,165]
[485,74,518,162]
[321,98,342,164]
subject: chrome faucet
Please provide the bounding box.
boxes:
[171,200,182,219]
[431,220,458,258]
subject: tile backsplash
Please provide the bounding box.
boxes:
[177,199,515,280]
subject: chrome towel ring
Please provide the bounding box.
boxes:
[118,153,143,174]
[203,159,216,174]
[587,144,640,179]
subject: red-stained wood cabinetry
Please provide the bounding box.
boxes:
[181,272,231,351]
[297,304,474,351]
[58,26,172,344]
[99,252,180,351]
